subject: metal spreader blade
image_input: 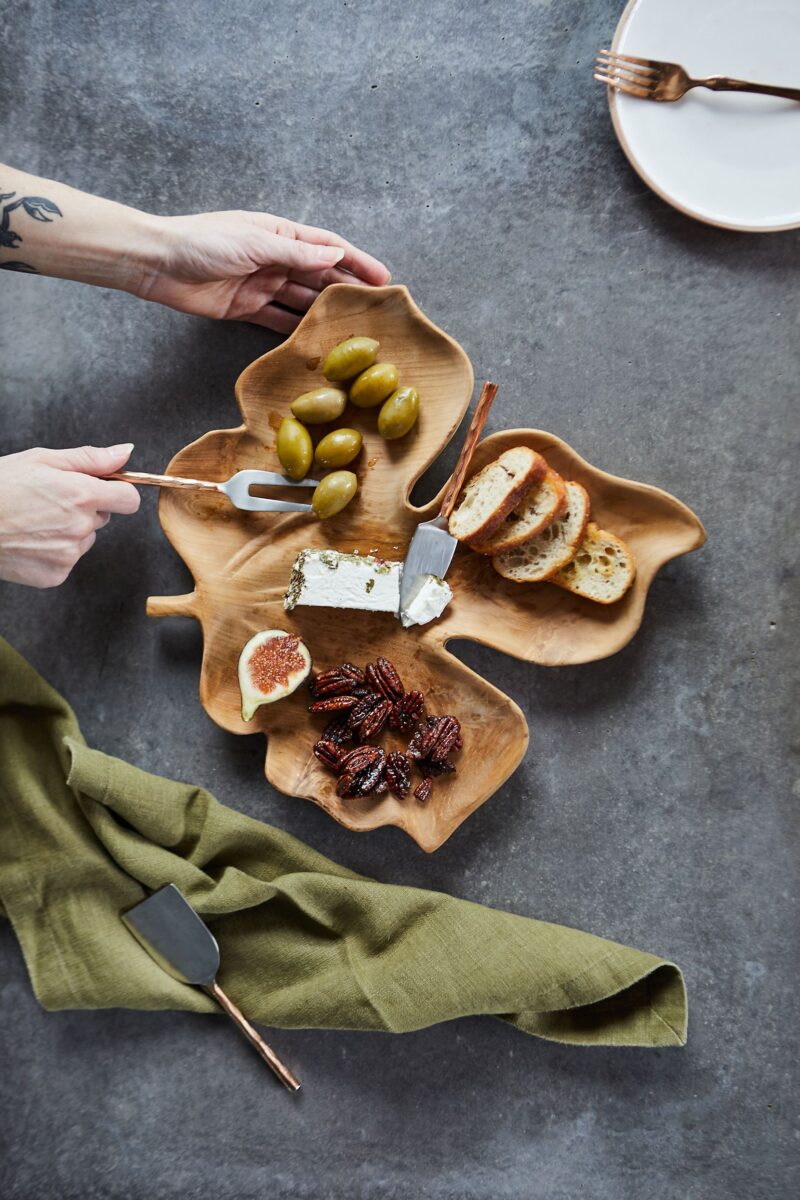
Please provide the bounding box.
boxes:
[399,517,457,614]
[122,884,220,986]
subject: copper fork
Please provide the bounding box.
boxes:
[595,50,800,103]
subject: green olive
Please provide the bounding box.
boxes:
[314,428,362,469]
[290,386,348,425]
[276,417,313,480]
[377,386,420,440]
[312,471,358,519]
[349,362,399,408]
[322,336,379,382]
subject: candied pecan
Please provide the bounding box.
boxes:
[364,657,405,702]
[385,751,412,799]
[336,772,357,797]
[414,777,433,804]
[341,662,366,684]
[358,698,392,740]
[336,748,386,797]
[348,693,383,726]
[428,716,462,765]
[339,745,383,774]
[374,774,389,795]
[311,667,345,688]
[353,758,386,795]
[389,689,426,732]
[407,718,439,761]
[313,740,342,770]
[309,695,360,714]
[322,714,357,746]
[348,693,393,737]
[311,667,369,699]
[408,715,461,762]
[312,676,352,698]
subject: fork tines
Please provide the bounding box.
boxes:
[594,49,658,97]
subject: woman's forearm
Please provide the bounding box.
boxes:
[0,163,159,291]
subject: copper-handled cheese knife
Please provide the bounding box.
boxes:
[399,381,498,615]
[122,884,300,1092]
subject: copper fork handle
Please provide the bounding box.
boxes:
[703,76,800,102]
[109,470,221,493]
[438,381,498,521]
[206,981,301,1092]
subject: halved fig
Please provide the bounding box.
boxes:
[238,630,312,721]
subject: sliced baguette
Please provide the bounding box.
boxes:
[469,467,568,555]
[551,522,636,604]
[491,481,590,582]
[448,447,546,544]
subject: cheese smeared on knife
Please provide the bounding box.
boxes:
[283,549,452,629]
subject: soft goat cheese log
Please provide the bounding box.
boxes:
[283,549,452,629]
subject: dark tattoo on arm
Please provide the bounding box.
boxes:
[0,189,63,274]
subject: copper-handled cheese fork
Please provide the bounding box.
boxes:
[110,468,320,513]
[595,50,800,103]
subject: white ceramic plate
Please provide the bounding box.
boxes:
[608,0,800,231]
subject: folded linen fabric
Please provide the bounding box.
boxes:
[0,636,686,1046]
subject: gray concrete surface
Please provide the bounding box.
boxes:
[1,2,798,1197]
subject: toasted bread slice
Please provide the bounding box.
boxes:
[491,481,590,582]
[469,467,568,555]
[448,447,546,544]
[551,522,636,604]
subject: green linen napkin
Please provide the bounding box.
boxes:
[0,636,686,1046]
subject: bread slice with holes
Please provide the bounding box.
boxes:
[469,467,568,555]
[448,447,547,544]
[491,481,591,581]
[551,522,636,604]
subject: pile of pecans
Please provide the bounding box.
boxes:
[309,657,462,802]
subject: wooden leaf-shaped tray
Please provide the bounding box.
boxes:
[148,285,705,851]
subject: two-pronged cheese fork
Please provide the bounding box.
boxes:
[110,468,320,513]
[595,49,800,103]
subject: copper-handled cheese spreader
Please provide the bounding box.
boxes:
[122,884,300,1092]
[399,380,498,615]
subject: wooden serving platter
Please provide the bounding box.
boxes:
[148,285,705,851]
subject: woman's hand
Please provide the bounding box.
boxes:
[0,445,140,588]
[0,164,391,334]
[136,211,391,332]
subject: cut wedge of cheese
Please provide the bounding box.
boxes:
[282,549,452,628]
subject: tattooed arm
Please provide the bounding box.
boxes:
[0,164,390,332]
[0,166,390,587]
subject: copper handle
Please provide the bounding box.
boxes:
[704,76,800,101]
[438,381,498,521]
[109,470,221,493]
[206,981,301,1092]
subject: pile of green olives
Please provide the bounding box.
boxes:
[277,335,422,518]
